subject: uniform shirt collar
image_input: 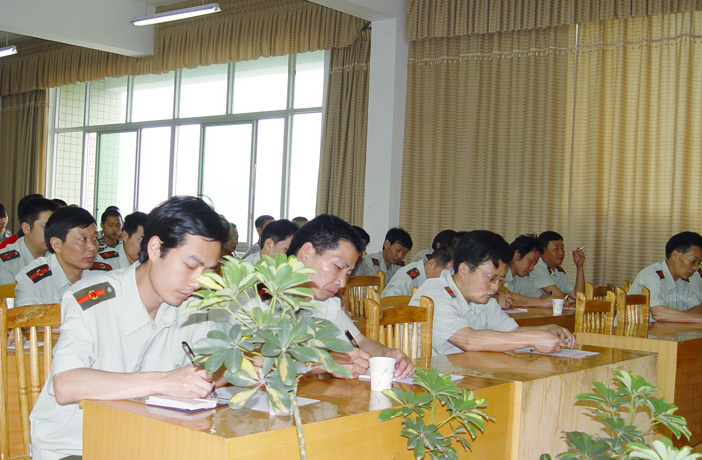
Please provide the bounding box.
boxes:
[659,260,681,290]
[123,264,177,335]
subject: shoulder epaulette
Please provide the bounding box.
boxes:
[444,286,456,298]
[99,250,119,259]
[698,268,702,277]
[371,258,380,266]
[0,250,20,262]
[407,268,420,279]
[656,270,665,280]
[397,261,405,267]
[90,262,113,271]
[73,282,116,310]
[547,266,553,274]
[556,266,566,273]
[27,264,52,283]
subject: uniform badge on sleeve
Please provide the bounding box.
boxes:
[99,251,119,259]
[28,264,52,283]
[371,258,380,266]
[444,286,456,298]
[73,282,116,310]
[0,250,20,262]
[407,268,420,279]
[556,266,566,273]
[656,270,665,279]
[90,262,113,271]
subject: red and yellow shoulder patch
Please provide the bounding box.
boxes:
[73,282,116,310]
[28,264,52,283]
[371,258,380,266]
[656,270,665,279]
[407,268,420,279]
[90,262,113,271]
[0,250,20,262]
[444,286,456,298]
[99,251,119,259]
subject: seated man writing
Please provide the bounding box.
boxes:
[29,196,230,460]
[410,230,575,355]
[243,218,298,265]
[628,231,702,323]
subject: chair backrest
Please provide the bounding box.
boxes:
[342,272,385,318]
[368,288,411,309]
[0,283,16,299]
[574,291,616,334]
[584,282,614,301]
[0,300,60,459]
[614,286,650,337]
[623,280,632,292]
[364,296,434,366]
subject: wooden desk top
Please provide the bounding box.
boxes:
[644,321,702,341]
[511,307,576,329]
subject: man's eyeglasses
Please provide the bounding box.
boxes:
[677,251,702,269]
[477,266,506,287]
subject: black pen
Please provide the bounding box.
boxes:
[182,341,217,399]
[344,330,359,348]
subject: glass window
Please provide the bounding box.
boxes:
[180,64,228,118]
[288,113,322,219]
[95,132,137,215]
[233,56,288,114]
[89,77,128,126]
[202,124,253,242]
[58,83,86,129]
[132,72,175,122]
[174,124,201,196]
[253,118,285,220]
[137,127,171,212]
[54,132,85,205]
[294,51,324,109]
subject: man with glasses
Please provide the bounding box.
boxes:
[410,230,575,355]
[628,232,702,323]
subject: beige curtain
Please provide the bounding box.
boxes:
[400,26,572,258]
[567,11,702,285]
[0,90,48,227]
[316,28,371,225]
[407,0,702,40]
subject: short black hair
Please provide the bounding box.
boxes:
[292,216,308,228]
[44,206,96,253]
[255,215,275,229]
[432,230,456,250]
[19,198,59,227]
[138,196,229,263]
[538,231,563,250]
[665,232,702,259]
[352,225,370,247]
[101,207,123,224]
[453,230,511,270]
[287,214,363,257]
[449,231,468,250]
[384,227,413,250]
[510,233,543,260]
[51,198,68,207]
[428,247,453,267]
[122,211,147,237]
[0,203,6,219]
[261,219,298,245]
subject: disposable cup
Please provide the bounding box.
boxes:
[369,357,396,391]
[552,299,564,316]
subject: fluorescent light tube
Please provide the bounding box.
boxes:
[0,45,17,58]
[132,3,221,26]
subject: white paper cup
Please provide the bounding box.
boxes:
[369,390,394,411]
[552,299,564,316]
[369,357,396,391]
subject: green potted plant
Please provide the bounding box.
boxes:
[377,368,493,460]
[183,253,354,460]
[540,370,701,460]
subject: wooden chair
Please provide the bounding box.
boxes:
[341,272,385,318]
[623,280,632,292]
[364,296,434,367]
[584,282,614,301]
[367,287,411,309]
[574,291,616,334]
[1,301,61,459]
[614,286,651,337]
[0,283,16,299]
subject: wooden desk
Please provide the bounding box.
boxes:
[577,322,702,446]
[512,308,575,330]
[83,347,654,460]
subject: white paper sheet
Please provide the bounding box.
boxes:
[215,386,318,413]
[503,308,528,314]
[511,347,599,359]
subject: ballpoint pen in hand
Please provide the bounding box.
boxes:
[344,330,359,348]
[182,341,217,399]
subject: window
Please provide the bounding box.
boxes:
[48,51,326,249]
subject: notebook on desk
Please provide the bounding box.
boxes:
[145,395,221,413]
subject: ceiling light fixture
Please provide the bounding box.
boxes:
[0,45,17,58]
[131,2,221,26]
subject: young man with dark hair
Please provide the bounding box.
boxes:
[0,198,60,285]
[0,202,10,243]
[243,214,275,258]
[14,206,109,307]
[628,231,702,323]
[244,219,298,264]
[410,230,575,355]
[363,227,413,282]
[528,231,585,299]
[292,216,308,228]
[30,196,229,460]
[0,193,45,250]
[349,225,375,276]
[412,229,456,263]
[99,211,147,269]
[97,206,123,252]
[382,247,453,298]
[502,234,554,307]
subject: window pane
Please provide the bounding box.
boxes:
[95,132,137,216]
[58,83,86,128]
[174,124,201,196]
[85,134,97,213]
[54,132,84,205]
[253,118,284,221]
[89,77,128,126]
[202,124,252,242]
[132,72,175,122]
[294,50,324,109]
[233,56,288,114]
[180,64,228,118]
[138,127,171,212]
[288,113,321,219]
